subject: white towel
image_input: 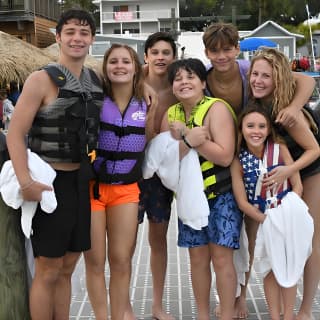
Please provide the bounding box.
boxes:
[255,192,313,287]
[143,132,209,229]
[0,149,57,238]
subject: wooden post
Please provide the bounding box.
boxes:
[0,137,31,319]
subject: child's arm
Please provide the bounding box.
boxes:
[230,157,266,223]
[264,111,320,187]
[275,73,315,127]
[279,143,303,197]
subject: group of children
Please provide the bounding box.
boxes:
[3,8,320,320]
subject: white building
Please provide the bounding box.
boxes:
[93,0,180,35]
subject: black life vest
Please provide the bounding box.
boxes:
[28,63,103,163]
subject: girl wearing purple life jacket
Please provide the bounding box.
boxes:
[84,44,149,320]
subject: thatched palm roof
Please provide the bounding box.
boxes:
[0,31,54,86]
[0,31,102,86]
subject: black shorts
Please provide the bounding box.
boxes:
[138,174,174,224]
[31,170,91,258]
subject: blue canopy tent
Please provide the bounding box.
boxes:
[240,37,277,51]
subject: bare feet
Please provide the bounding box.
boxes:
[214,296,248,319]
[214,304,222,318]
[124,304,136,320]
[234,296,248,319]
[152,307,175,320]
[296,311,314,320]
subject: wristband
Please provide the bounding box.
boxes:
[181,134,192,149]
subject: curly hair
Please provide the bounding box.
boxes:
[101,43,144,101]
[248,47,296,118]
[56,9,96,36]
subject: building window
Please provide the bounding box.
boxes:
[160,28,171,32]
[136,5,140,19]
[123,28,139,34]
[0,0,24,10]
[113,5,128,13]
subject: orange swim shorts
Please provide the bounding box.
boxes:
[90,181,140,211]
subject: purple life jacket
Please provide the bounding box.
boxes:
[93,96,147,185]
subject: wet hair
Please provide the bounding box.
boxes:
[102,43,144,100]
[248,47,296,118]
[167,58,206,85]
[237,101,282,154]
[202,22,239,51]
[144,32,177,57]
[56,9,96,36]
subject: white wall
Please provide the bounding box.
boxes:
[177,32,209,64]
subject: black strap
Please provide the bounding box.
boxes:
[100,122,145,137]
[97,149,143,161]
[43,65,67,87]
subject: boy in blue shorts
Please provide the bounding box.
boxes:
[138,32,177,320]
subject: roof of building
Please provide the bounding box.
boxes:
[243,20,304,39]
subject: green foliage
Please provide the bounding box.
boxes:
[60,0,97,13]
[181,0,320,29]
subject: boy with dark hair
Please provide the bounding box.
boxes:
[6,9,103,320]
[138,31,177,320]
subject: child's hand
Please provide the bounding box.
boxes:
[263,165,292,189]
[186,126,208,147]
[275,105,299,128]
[169,121,187,140]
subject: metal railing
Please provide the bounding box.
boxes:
[0,0,61,20]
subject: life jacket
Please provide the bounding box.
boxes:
[28,63,103,163]
[93,96,147,187]
[168,96,236,199]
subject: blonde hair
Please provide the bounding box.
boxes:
[248,47,296,118]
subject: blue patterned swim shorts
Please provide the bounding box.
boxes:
[178,191,242,249]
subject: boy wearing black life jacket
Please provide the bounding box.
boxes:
[6,9,103,320]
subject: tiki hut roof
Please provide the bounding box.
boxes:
[0,32,102,87]
[0,31,54,86]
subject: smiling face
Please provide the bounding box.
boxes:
[242,111,270,155]
[172,68,206,104]
[105,47,135,85]
[205,43,240,73]
[249,59,276,103]
[145,40,175,76]
[56,18,94,60]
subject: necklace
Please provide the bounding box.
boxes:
[212,74,241,91]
